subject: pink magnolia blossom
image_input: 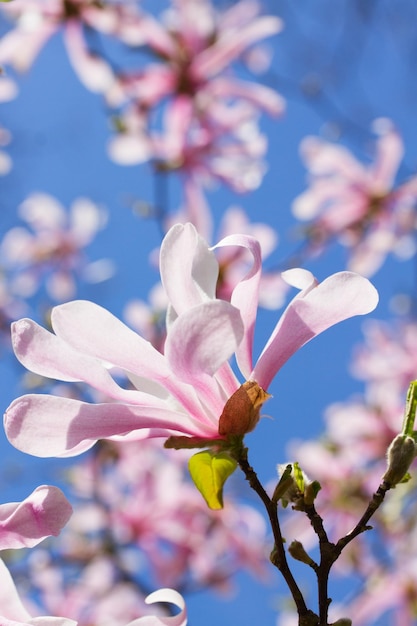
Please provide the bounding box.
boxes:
[4,223,378,458]
[0,193,111,302]
[107,0,284,191]
[0,0,142,93]
[351,318,417,404]
[292,118,417,276]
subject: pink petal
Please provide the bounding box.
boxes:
[0,558,32,622]
[0,486,72,550]
[370,118,403,192]
[208,77,285,116]
[4,395,212,458]
[213,233,262,378]
[0,559,77,625]
[107,133,152,165]
[299,136,366,182]
[126,588,187,626]
[160,224,218,316]
[0,25,56,73]
[159,96,193,162]
[165,300,243,413]
[64,21,114,93]
[11,319,145,404]
[192,16,282,79]
[50,300,213,425]
[18,193,66,232]
[252,272,379,389]
[51,301,169,379]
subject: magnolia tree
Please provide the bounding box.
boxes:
[0,1,417,625]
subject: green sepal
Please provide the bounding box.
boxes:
[188,450,237,510]
[272,463,293,504]
[399,472,412,484]
[304,480,321,505]
[293,461,305,492]
[402,381,417,437]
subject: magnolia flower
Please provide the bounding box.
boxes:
[107,0,284,191]
[0,193,111,302]
[4,223,378,458]
[0,0,142,93]
[293,118,417,276]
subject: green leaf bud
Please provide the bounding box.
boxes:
[288,540,315,567]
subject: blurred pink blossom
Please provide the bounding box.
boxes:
[17,438,267,623]
[107,0,284,192]
[293,118,417,276]
[4,223,378,458]
[0,193,112,302]
[0,558,187,626]
[0,0,142,93]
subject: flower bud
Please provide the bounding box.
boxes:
[383,434,417,486]
[329,620,352,626]
[218,381,271,436]
[288,540,315,566]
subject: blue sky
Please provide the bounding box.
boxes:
[1,2,417,624]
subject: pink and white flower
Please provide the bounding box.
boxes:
[1,193,111,302]
[107,0,284,191]
[0,0,142,93]
[293,118,417,276]
[4,223,378,458]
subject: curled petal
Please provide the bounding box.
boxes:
[160,223,218,317]
[252,272,379,389]
[126,588,187,626]
[0,559,77,625]
[213,233,262,378]
[0,486,72,550]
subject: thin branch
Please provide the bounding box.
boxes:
[234,442,319,625]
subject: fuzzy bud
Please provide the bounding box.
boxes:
[288,540,315,566]
[329,620,352,626]
[383,434,417,486]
